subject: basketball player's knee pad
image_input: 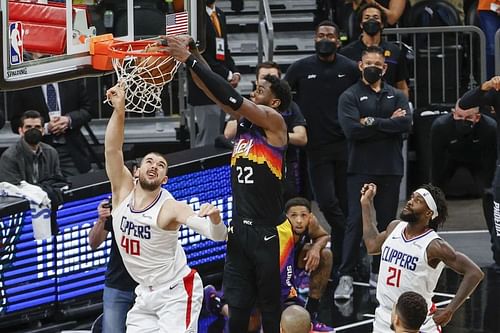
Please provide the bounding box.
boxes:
[185,55,243,111]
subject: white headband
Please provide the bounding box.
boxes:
[415,188,438,219]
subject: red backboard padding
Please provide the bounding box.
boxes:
[9,1,67,26]
[7,1,85,55]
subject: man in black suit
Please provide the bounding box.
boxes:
[188,0,240,147]
[8,78,92,177]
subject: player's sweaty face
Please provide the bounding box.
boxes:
[138,154,168,190]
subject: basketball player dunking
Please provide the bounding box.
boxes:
[104,84,227,333]
[165,35,296,333]
[360,183,484,332]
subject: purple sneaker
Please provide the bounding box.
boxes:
[311,321,334,332]
[203,284,223,316]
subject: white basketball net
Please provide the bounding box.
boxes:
[110,52,181,113]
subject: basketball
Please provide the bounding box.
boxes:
[135,45,178,86]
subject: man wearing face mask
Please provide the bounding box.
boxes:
[336,46,412,299]
[429,101,498,272]
[340,3,409,97]
[0,110,62,186]
[285,21,359,275]
[459,75,500,273]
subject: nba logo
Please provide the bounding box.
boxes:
[9,22,23,65]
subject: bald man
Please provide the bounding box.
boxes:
[280,305,311,333]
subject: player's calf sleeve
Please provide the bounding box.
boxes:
[185,54,244,111]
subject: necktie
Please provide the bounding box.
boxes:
[46,83,58,112]
[210,11,222,37]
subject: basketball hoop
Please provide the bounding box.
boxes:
[95,39,181,113]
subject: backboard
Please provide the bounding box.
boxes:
[1,0,203,91]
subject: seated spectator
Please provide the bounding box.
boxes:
[391,291,428,333]
[280,305,311,333]
[8,78,93,177]
[0,110,62,185]
[335,0,408,40]
[351,0,407,26]
[340,3,410,96]
[285,197,333,332]
[0,110,66,236]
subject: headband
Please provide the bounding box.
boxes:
[415,188,438,220]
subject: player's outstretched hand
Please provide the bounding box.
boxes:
[198,203,222,225]
[106,83,125,112]
[162,35,192,63]
[360,183,377,205]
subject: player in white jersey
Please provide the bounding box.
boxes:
[360,183,484,332]
[104,84,228,333]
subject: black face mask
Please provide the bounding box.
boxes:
[206,0,216,5]
[24,128,43,145]
[363,66,383,84]
[315,39,337,57]
[362,19,382,36]
[455,119,475,136]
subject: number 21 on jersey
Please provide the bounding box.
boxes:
[121,235,140,256]
[386,266,401,287]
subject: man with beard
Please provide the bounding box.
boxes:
[360,183,484,332]
[164,35,295,333]
[104,84,227,332]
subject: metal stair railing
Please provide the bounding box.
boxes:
[258,0,274,63]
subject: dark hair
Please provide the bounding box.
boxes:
[20,110,44,127]
[262,74,291,112]
[256,61,282,80]
[362,45,385,59]
[285,197,312,214]
[396,291,427,330]
[357,3,387,26]
[420,183,448,231]
[315,20,340,36]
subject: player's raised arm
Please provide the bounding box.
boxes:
[158,200,227,241]
[360,183,399,254]
[104,84,134,205]
[164,35,287,144]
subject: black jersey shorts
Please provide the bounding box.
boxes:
[222,215,296,312]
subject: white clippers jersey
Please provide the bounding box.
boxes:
[377,221,445,312]
[112,188,191,286]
